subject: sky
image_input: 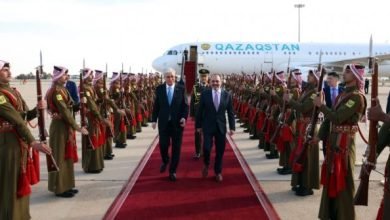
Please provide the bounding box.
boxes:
[1,0,390,76]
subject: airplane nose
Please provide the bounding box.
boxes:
[152,57,166,72]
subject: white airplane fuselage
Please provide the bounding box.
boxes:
[152,42,390,78]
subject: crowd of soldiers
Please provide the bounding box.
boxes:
[223,64,389,220]
[0,60,160,219]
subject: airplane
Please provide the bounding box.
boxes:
[152,41,390,80]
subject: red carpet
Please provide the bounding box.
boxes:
[104,120,279,220]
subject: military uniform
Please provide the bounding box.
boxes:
[190,69,210,158]
[318,64,366,219]
[46,66,80,197]
[289,81,320,196]
[376,122,390,219]
[110,72,127,148]
[0,72,38,220]
[266,72,286,159]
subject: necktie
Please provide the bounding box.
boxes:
[331,87,337,106]
[168,86,173,105]
[213,90,219,111]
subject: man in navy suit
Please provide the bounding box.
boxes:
[152,68,188,181]
[196,73,235,182]
[321,71,344,156]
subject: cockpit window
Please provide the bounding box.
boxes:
[166,50,178,55]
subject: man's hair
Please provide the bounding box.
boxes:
[163,68,176,77]
[327,71,339,79]
[210,73,222,79]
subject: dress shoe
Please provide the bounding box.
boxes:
[104,155,113,160]
[193,153,201,159]
[169,173,177,182]
[249,135,259,140]
[56,191,74,198]
[141,123,148,127]
[136,128,142,133]
[67,188,78,194]
[291,185,299,192]
[295,187,313,196]
[202,166,208,178]
[127,134,137,139]
[216,174,223,182]
[279,168,292,175]
[243,128,250,133]
[266,152,279,159]
[115,142,127,148]
[86,169,102,174]
[160,163,168,173]
[276,167,284,173]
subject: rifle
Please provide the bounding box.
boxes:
[119,66,130,125]
[36,51,59,172]
[103,65,114,137]
[270,57,291,144]
[354,37,378,206]
[292,54,325,173]
[261,71,276,132]
[80,62,96,150]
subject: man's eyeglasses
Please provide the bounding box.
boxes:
[211,80,220,83]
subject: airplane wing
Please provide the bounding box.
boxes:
[298,54,390,72]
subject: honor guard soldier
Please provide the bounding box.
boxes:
[190,69,210,159]
[80,68,111,173]
[266,71,286,159]
[367,100,390,220]
[124,73,138,139]
[315,64,367,220]
[284,69,320,197]
[93,70,125,160]
[273,69,302,175]
[0,60,51,219]
[109,72,128,148]
[46,66,88,198]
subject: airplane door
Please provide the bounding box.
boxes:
[184,45,197,94]
[263,51,274,72]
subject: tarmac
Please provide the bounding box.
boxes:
[12,79,390,220]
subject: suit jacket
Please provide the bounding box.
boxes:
[152,83,188,130]
[323,85,344,109]
[196,88,235,134]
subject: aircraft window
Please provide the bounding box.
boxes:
[229,51,232,55]
[172,50,177,55]
[211,51,214,55]
[224,52,227,54]
[315,52,318,55]
[293,52,296,55]
[344,52,346,55]
[308,52,312,55]
[238,52,241,54]
[206,51,209,54]
[353,52,355,55]
[325,52,328,55]
[288,52,291,55]
[233,52,236,54]
[256,52,259,54]
[252,52,255,54]
[330,52,333,55]
[167,50,173,55]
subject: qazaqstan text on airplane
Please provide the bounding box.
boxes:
[213,43,300,51]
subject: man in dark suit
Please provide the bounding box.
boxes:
[196,73,235,182]
[321,71,344,156]
[152,68,188,181]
